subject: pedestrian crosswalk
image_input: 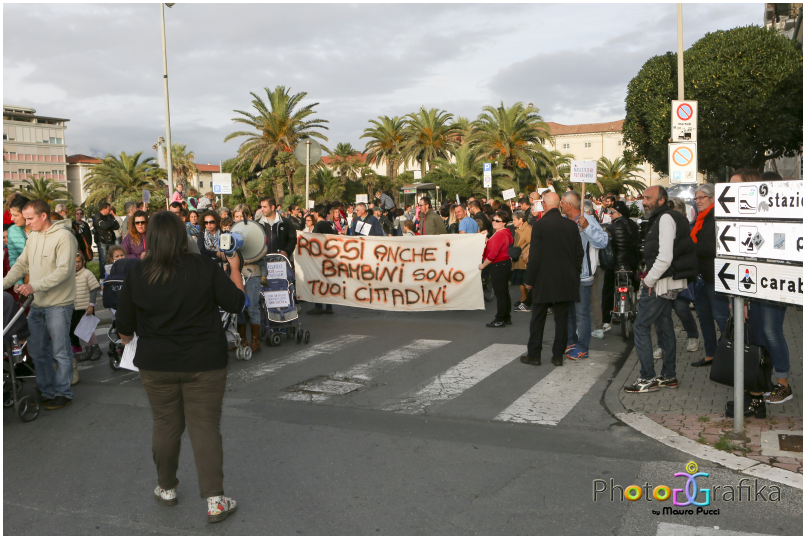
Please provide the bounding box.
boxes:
[85,330,621,427]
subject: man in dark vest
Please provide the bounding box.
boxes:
[521,192,584,367]
[624,186,698,394]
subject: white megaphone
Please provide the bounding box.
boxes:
[218,220,269,264]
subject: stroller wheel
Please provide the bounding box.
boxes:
[4,393,14,408]
[235,347,243,360]
[270,333,282,347]
[109,354,121,371]
[303,330,311,344]
[242,347,252,361]
[296,331,303,344]
[17,395,40,422]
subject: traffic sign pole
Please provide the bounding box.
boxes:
[305,141,310,210]
[733,296,744,434]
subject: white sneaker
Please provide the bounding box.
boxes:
[591,329,605,339]
[602,323,611,332]
[208,495,237,523]
[154,485,178,506]
[686,338,699,352]
[653,347,663,359]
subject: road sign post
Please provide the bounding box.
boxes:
[668,142,698,184]
[714,180,803,434]
[671,100,698,142]
[483,163,492,200]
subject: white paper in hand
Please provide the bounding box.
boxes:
[120,334,139,372]
[73,314,100,343]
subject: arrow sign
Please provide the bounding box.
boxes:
[719,224,735,253]
[717,262,735,290]
[718,185,735,214]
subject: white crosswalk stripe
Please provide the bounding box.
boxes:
[279,339,449,403]
[495,351,620,425]
[379,344,525,414]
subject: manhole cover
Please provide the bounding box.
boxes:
[285,376,364,396]
[778,434,803,452]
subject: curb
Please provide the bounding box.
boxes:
[604,348,803,490]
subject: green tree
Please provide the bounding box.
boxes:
[329,142,364,185]
[83,152,165,205]
[19,177,72,203]
[361,116,406,183]
[162,143,198,191]
[224,86,329,197]
[402,107,460,176]
[593,156,647,196]
[430,144,514,199]
[309,167,346,202]
[469,102,554,175]
[623,26,802,175]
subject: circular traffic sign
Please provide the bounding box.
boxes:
[672,146,694,167]
[293,139,322,165]
[676,103,693,121]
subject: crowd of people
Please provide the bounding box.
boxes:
[2,170,796,521]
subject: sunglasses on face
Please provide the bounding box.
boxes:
[134,221,146,225]
[493,219,503,223]
[204,220,216,225]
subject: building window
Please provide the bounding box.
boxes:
[617,140,623,146]
[53,170,61,176]
[562,143,570,149]
[584,142,592,148]
[199,181,204,188]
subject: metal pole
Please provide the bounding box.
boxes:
[305,141,311,211]
[160,4,174,200]
[677,3,684,101]
[733,295,745,434]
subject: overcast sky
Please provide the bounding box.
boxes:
[4,2,762,165]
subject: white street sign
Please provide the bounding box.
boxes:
[483,173,492,188]
[671,100,697,142]
[212,173,233,195]
[570,160,597,183]
[716,221,803,263]
[714,259,803,305]
[668,142,697,184]
[715,181,804,220]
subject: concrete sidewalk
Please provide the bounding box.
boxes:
[606,305,803,478]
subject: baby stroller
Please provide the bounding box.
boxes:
[228,271,255,360]
[3,292,39,422]
[260,253,309,347]
[103,258,138,370]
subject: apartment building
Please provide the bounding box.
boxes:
[3,104,69,189]
[66,154,102,204]
[193,163,220,191]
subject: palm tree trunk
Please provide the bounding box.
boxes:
[273,179,285,203]
[238,179,249,201]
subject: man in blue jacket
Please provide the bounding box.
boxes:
[347,203,384,236]
[561,191,609,360]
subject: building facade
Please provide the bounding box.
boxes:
[66,154,102,204]
[192,163,220,191]
[3,104,69,190]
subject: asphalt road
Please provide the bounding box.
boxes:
[4,291,802,535]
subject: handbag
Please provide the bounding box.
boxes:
[709,317,770,391]
[508,245,522,262]
[678,274,705,302]
[598,241,614,270]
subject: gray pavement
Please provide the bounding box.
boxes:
[4,287,802,535]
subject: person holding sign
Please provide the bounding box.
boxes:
[347,203,384,236]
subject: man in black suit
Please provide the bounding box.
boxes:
[522,192,584,367]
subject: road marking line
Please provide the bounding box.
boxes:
[236,334,372,384]
[381,344,524,414]
[495,353,615,425]
[99,371,138,383]
[331,339,450,382]
[656,523,764,536]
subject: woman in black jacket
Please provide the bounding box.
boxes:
[117,211,245,523]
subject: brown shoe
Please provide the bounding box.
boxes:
[250,323,262,354]
[519,354,541,366]
[237,323,248,348]
[551,357,563,366]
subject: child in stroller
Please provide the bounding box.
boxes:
[103,257,139,370]
[3,291,39,421]
[260,253,309,346]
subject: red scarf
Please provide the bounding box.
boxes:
[690,203,713,243]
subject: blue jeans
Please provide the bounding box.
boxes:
[694,281,731,357]
[237,276,261,324]
[657,295,699,350]
[567,284,593,353]
[27,304,74,400]
[749,301,789,379]
[634,286,676,380]
[97,243,116,279]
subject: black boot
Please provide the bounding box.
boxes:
[726,395,766,419]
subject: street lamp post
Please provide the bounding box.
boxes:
[160,3,174,200]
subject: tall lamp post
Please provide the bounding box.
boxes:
[160,3,175,200]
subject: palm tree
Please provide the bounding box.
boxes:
[224,86,329,197]
[450,116,473,145]
[329,142,364,185]
[162,143,198,191]
[469,102,554,176]
[309,167,346,202]
[361,116,405,183]
[83,151,165,205]
[402,107,460,176]
[19,178,72,203]
[596,156,647,195]
[536,149,575,188]
[430,144,514,198]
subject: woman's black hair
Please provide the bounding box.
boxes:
[494,210,511,223]
[9,195,30,211]
[141,210,189,285]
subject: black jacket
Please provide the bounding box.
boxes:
[693,207,716,283]
[525,208,584,304]
[72,220,93,260]
[644,204,698,282]
[116,254,245,372]
[608,216,640,271]
[92,212,119,245]
[260,216,297,256]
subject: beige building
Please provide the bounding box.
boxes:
[192,163,220,192]
[66,154,102,204]
[3,104,69,190]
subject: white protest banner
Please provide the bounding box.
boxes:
[295,232,486,311]
[570,160,597,183]
[266,262,287,280]
[356,194,368,204]
[263,290,290,309]
[142,189,151,204]
[502,188,516,200]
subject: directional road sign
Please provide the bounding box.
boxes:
[671,100,697,142]
[714,259,803,304]
[667,142,697,184]
[715,181,804,220]
[716,221,803,263]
